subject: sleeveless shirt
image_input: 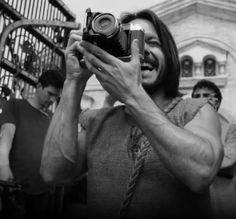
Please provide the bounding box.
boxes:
[79,98,211,219]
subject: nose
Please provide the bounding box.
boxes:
[48,95,58,104]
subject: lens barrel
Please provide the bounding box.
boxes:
[92,13,119,37]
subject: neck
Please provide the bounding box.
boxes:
[150,90,174,112]
[27,97,44,111]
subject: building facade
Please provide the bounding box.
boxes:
[83,0,236,122]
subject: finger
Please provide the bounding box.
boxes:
[80,41,115,64]
[67,30,82,47]
[82,47,105,69]
[83,55,106,77]
[65,41,81,59]
[130,39,140,64]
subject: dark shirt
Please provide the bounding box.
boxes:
[0,99,53,194]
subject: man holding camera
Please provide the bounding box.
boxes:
[40,9,223,219]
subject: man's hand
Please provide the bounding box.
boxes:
[65,30,93,83]
[0,164,13,181]
[79,39,143,104]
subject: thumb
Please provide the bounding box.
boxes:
[131,39,140,64]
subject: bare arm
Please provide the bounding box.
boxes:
[78,40,223,192]
[221,124,236,168]
[40,30,92,185]
[126,93,223,192]
[0,123,15,181]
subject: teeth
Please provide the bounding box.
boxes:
[141,63,154,70]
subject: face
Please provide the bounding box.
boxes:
[130,18,166,93]
[192,87,220,110]
[37,84,61,109]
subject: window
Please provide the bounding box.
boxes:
[204,57,216,76]
[181,56,193,77]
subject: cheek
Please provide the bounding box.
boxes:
[157,51,166,70]
[154,53,165,79]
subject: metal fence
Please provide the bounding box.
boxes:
[0,0,79,100]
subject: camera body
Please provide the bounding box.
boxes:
[82,8,145,61]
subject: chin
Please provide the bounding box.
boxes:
[142,76,162,95]
[143,83,158,94]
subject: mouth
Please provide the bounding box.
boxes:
[140,62,154,71]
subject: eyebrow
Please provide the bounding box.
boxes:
[145,33,160,40]
[47,91,58,97]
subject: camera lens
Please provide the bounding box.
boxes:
[92,13,119,37]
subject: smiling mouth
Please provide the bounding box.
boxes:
[141,63,154,71]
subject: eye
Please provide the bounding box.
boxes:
[203,93,210,98]
[147,40,161,48]
[193,94,200,98]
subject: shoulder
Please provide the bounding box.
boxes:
[79,106,124,129]
[169,97,210,127]
[0,99,25,125]
[178,97,209,111]
[225,123,236,143]
[0,99,28,117]
[2,98,26,107]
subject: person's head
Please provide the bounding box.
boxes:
[191,79,222,111]
[36,69,65,109]
[120,9,180,98]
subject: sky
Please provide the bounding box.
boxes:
[62,0,165,23]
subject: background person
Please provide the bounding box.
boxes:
[192,79,236,219]
[0,69,65,219]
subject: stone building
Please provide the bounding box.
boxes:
[83,0,236,122]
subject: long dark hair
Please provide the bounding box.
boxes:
[120,9,181,98]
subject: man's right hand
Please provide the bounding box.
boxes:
[65,30,93,83]
[0,164,13,181]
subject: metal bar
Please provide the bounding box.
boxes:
[25,0,31,18]
[45,3,52,36]
[19,0,24,16]
[0,0,21,20]
[0,19,80,64]
[49,0,76,21]
[1,58,37,85]
[34,0,40,19]
[38,0,44,20]
[30,0,35,19]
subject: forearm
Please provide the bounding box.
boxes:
[125,89,222,191]
[40,79,86,184]
[0,144,11,165]
[0,149,10,166]
[0,125,14,165]
[221,144,236,168]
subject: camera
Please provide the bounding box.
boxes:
[81,8,145,61]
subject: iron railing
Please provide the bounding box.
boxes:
[0,0,79,100]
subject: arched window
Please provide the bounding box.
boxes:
[181,56,193,77]
[204,57,216,76]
